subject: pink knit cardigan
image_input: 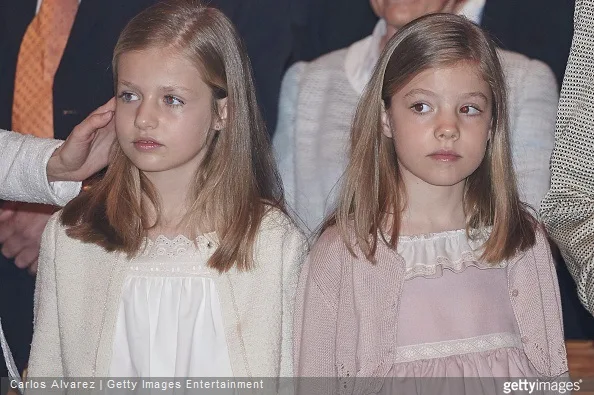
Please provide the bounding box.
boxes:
[293,226,568,394]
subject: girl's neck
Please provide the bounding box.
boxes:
[143,171,193,238]
[399,179,467,236]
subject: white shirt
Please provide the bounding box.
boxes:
[108,234,234,377]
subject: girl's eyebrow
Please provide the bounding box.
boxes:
[160,84,193,94]
[118,80,193,94]
[119,80,139,90]
[462,92,489,102]
[403,89,489,103]
[403,88,435,99]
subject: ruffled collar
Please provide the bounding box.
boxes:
[396,228,505,280]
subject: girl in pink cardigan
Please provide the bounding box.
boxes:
[294,14,568,394]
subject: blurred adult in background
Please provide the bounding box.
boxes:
[0,0,297,378]
[275,0,557,234]
[292,0,574,88]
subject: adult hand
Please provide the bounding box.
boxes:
[0,202,56,275]
[46,98,116,182]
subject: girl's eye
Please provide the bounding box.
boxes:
[460,105,481,115]
[119,92,138,102]
[164,95,184,106]
[411,103,431,113]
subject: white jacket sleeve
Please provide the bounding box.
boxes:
[0,130,81,206]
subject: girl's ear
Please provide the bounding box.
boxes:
[214,97,228,131]
[381,102,393,138]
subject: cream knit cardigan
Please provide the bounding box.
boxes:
[28,208,308,380]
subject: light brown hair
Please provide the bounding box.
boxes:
[325,13,536,263]
[61,0,285,272]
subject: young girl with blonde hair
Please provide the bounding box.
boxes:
[295,13,567,394]
[28,0,306,380]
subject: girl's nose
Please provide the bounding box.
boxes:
[134,101,158,130]
[434,113,460,141]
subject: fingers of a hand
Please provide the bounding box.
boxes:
[0,222,16,244]
[28,259,39,276]
[0,208,16,223]
[73,110,114,141]
[90,97,116,116]
[14,248,39,270]
[1,236,26,259]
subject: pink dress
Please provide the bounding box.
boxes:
[382,229,542,394]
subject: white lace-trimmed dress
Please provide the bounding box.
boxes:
[108,234,233,377]
[383,229,540,393]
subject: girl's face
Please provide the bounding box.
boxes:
[382,61,492,189]
[115,46,225,182]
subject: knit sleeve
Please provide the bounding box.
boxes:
[540,0,594,317]
[279,224,308,381]
[293,229,344,395]
[273,63,306,213]
[28,213,65,377]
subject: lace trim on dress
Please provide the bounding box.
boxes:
[394,332,523,363]
[396,228,506,280]
[126,234,219,277]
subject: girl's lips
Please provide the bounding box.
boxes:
[429,153,461,161]
[428,150,462,161]
[133,140,163,150]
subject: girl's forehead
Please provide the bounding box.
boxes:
[116,47,203,76]
[391,62,492,99]
[115,48,211,95]
[397,59,485,83]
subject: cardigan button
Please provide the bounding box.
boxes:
[521,336,529,344]
[511,289,519,297]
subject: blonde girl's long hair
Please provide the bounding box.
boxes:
[61,0,285,272]
[324,13,536,263]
